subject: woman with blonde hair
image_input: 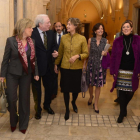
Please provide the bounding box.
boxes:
[0,18,39,133]
[54,18,88,121]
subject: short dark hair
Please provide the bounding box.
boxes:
[92,23,105,37]
[119,21,134,36]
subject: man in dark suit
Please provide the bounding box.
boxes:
[31,14,58,119]
[51,22,66,99]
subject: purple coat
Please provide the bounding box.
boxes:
[110,35,140,92]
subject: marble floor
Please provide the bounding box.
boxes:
[0,70,140,140]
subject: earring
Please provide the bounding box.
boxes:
[122,32,123,35]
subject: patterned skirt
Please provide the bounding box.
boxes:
[116,69,133,92]
[89,64,106,87]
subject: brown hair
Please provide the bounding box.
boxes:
[13,18,34,40]
[92,23,105,37]
[119,20,134,36]
[67,18,82,33]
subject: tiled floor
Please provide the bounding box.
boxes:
[0,70,140,140]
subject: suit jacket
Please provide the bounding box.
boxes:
[54,31,66,51]
[110,35,140,92]
[0,36,38,77]
[31,27,56,76]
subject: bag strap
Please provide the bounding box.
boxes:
[82,92,85,98]
[0,81,6,97]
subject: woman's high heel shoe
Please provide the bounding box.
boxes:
[117,115,124,123]
[11,126,16,132]
[20,129,26,134]
[71,101,78,113]
[88,95,94,105]
[93,104,99,113]
[64,111,70,121]
[138,123,140,132]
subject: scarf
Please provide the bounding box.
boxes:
[16,36,35,74]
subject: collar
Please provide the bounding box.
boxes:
[57,32,63,36]
[37,27,44,34]
[92,37,104,42]
[68,33,78,37]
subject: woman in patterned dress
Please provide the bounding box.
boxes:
[86,23,108,113]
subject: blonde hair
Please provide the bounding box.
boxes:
[67,18,82,33]
[13,18,34,40]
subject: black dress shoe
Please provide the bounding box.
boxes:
[44,106,55,114]
[114,97,120,103]
[117,115,124,123]
[64,111,70,121]
[138,123,140,132]
[35,113,41,120]
[71,101,78,113]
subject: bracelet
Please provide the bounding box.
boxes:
[79,54,81,60]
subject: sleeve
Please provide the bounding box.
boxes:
[51,32,57,53]
[55,37,64,65]
[110,40,117,75]
[80,37,89,60]
[0,38,11,77]
[33,39,39,76]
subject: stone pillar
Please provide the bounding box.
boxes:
[0,0,10,65]
[9,0,14,36]
[43,0,50,14]
[49,0,57,26]
[17,0,23,21]
[123,0,129,18]
[25,0,32,19]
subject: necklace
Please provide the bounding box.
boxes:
[124,37,132,55]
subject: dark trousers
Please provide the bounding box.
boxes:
[52,73,58,95]
[119,90,134,116]
[6,73,31,130]
[63,92,79,111]
[32,69,53,114]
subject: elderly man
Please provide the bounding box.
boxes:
[31,14,58,119]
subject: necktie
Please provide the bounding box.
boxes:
[42,32,47,50]
[58,34,61,46]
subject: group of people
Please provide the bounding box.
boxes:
[0,14,140,134]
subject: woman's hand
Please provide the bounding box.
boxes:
[102,51,107,56]
[69,55,79,63]
[54,65,59,74]
[0,77,5,82]
[34,76,39,81]
[138,73,140,79]
[52,50,58,58]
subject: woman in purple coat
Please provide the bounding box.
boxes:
[110,20,140,123]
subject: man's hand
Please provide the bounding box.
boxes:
[34,76,39,81]
[54,65,59,74]
[52,50,58,58]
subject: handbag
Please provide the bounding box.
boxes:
[0,81,8,113]
[81,69,88,98]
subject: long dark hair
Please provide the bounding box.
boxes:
[92,23,105,37]
[119,21,134,36]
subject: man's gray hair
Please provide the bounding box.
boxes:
[35,14,49,27]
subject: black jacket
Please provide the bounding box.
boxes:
[31,27,56,76]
